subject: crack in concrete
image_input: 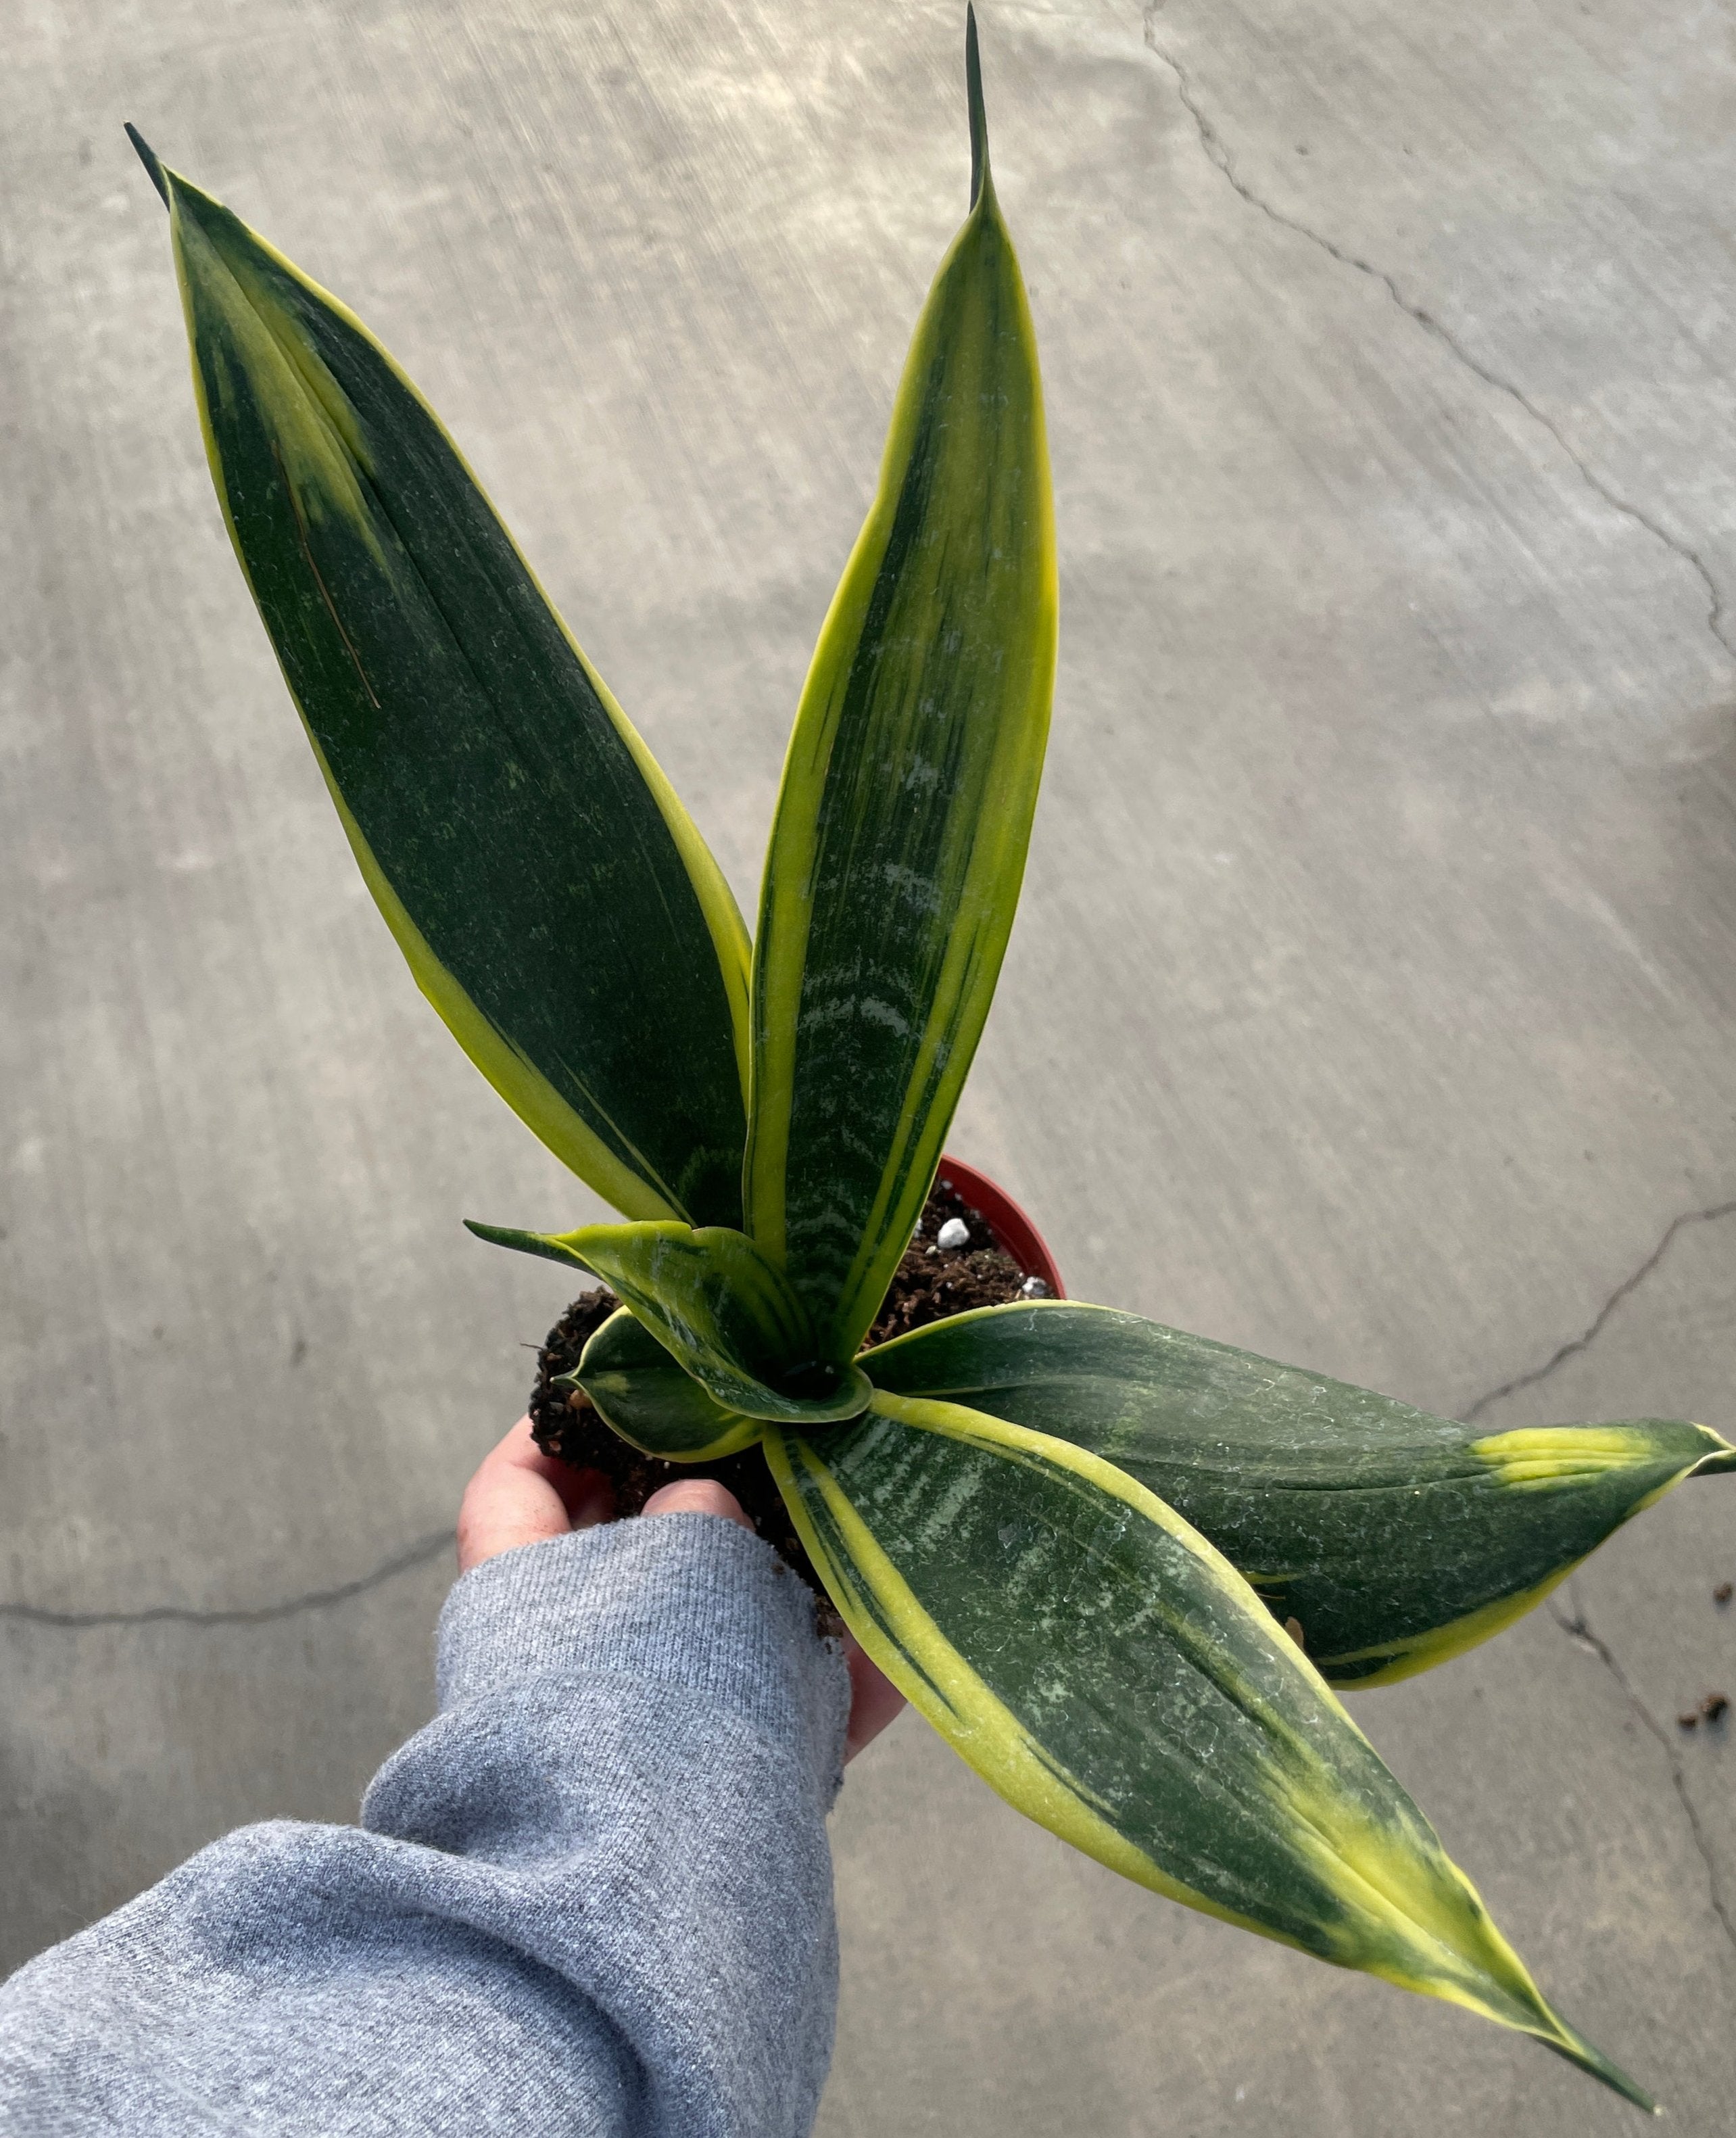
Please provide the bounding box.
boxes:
[1462,1197,1736,1423]
[1552,1586,1736,1962]
[0,1529,455,1630]
[1139,13,1735,663]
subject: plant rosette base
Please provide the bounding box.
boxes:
[529,1160,1057,1617]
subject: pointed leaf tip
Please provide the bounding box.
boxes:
[1545,2026,1658,2115]
[124,123,170,207]
[965,5,988,207]
[464,1218,594,1274]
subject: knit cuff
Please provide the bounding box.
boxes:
[437,1515,849,1787]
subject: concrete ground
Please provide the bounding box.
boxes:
[5,0,1735,2128]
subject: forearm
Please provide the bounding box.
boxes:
[0,1515,850,2138]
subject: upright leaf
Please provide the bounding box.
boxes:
[744,17,1057,1356]
[863,1302,1733,1684]
[766,1396,1651,2109]
[465,1217,871,1427]
[132,130,750,1227]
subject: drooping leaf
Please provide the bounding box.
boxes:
[862,1302,1733,1684]
[766,1394,1651,2109]
[744,16,1057,1356]
[132,129,750,1228]
[465,1218,871,1427]
[564,1306,762,1460]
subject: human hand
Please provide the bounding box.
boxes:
[456,1417,905,1759]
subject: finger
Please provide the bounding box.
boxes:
[516,1402,618,1523]
[487,1415,614,1521]
[641,1477,754,1530]
[843,1636,907,1761]
[474,1412,554,1482]
[550,1467,614,1528]
[456,1458,569,1571]
[457,1416,610,1572]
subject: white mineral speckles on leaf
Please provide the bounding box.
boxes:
[937,1216,971,1250]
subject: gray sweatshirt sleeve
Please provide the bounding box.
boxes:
[0,1513,853,2138]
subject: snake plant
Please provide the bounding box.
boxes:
[128,11,1726,2111]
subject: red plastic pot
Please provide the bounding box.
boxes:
[934,1155,1065,1300]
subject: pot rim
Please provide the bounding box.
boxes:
[933,1155,1065,1301]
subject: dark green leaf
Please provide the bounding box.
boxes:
[744,22,1057,1356]
[765,1394,1649,2108]
[765,1394,1650,2112]
[863,1301,1733,1683]
[141,142,750,1226]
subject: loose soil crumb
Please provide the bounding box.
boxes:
[528,1177,1036,1622]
